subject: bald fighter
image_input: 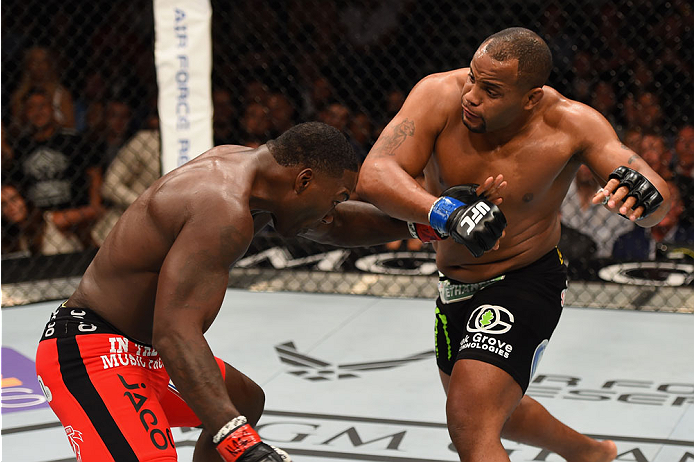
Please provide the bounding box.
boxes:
[357,27,670,461]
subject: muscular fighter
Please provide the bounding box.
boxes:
[35,122,422,462]
[357,28,670,461]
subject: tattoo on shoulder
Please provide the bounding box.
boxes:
[620,143,630,150]
[372,119,415,157]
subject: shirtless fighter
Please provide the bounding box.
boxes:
[357,27,670,461]
[34,122,438,462]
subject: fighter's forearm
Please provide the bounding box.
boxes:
[154,330,238,433]
[302,201,412,247]
[357,160,436,224]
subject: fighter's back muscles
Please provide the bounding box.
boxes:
[68,158,255,436]
[357,71,463,223]
[149,176,254,434]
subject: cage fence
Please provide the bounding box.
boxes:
[2,0,693,311]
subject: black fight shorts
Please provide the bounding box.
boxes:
[435,248,568,392]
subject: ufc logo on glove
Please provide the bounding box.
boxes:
[457,202,492,236]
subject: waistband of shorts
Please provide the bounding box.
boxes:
[437,248,564,304]
[40,304,152,347]
[437,274,506,304]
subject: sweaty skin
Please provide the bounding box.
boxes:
[64,143,406,438]
[358,54,669,283]
[357,45,664,462]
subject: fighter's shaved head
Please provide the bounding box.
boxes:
[480,27,553,90]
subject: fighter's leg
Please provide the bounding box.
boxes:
[37,335,179,462]
[439,369,617,462]
[445,359,523,461]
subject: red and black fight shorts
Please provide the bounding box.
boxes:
[434,248,568,393]
[35,304,226,461]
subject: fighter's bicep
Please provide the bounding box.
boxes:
[572,106,646,181]
[367,83,446,175]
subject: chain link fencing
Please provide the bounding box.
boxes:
[2,0,693,311]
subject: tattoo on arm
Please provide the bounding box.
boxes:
[372,119,415,157]
[627,154,639,165]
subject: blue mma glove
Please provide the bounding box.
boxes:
[428,184,507,257]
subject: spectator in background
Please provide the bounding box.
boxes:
[1,183,84,256]
[673,125,694,228]
[538,3,575,70]
[2,122,13,173]
[74,70,107,133]
[243,79,270,106]
[640,133,674,180]
[568,51,594,104]
[622,127,643,153]
[621,94,639,136]
[320,102,350,132]
[267,92,296,138]
[212,88,238,146]
[375,89,406,138]
[348,112,374,163]
[613,182,693,260]
[7,88,103,249]
[299,75,335,122]
[590,80,621,135]
[99,98,133,168]
[320,101,371,162]
[91,117,161,246]
[239,102,271,148]
[10,46,76,132]
[560,164,634,261]
[633,90,664,135]
[339,1,408,52]
[626,60,656,96]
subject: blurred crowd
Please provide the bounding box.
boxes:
[1,0,693,273]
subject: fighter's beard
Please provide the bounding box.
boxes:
[462,111,486,133]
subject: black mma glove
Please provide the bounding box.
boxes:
[428,184,507,257]
[608,166,664,219]
[214,416,291,462]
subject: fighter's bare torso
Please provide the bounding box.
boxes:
[423,69,585,282]
[67,145,258,343]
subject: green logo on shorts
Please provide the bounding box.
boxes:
[481,309,494,326]
[435,307,452,361]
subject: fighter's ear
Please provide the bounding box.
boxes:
[294,168,314,193]
[524,87,544,110]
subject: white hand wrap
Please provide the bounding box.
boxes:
[212,415,248,444]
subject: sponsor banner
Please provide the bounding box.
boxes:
[1,347,49,413]
[528,374,694,407]
[154,0,213,174]
[237,236,694,286]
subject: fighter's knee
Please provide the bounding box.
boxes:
[445,393,504,443]
[445,397,478,438]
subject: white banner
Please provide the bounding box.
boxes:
[154,0,213,174]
